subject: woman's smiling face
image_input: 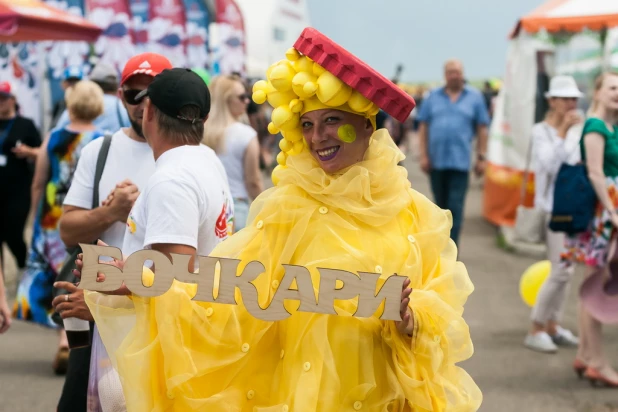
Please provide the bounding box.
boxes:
[300,109,374,174]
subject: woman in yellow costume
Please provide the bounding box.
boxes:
[84,28,481,411]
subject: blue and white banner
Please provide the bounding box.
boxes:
[182,0,211,70]
[43,0,91,112]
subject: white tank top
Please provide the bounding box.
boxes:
[216,122,257,200]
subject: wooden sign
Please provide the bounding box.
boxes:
[77,244,407,322]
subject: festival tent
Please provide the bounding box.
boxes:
[512,0,618,36]
[0,0,102,42]
[483,0,618,228]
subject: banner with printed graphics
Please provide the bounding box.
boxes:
[86,0,135,74]
[214,0,246,75]
[128,0,150,54]
[182,0,211,70]
[43,0,91,117]
[149,0,187,67]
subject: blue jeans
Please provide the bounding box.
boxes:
[429,169,469,246]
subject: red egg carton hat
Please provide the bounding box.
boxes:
[293,28,415,123]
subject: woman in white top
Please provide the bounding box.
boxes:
[203,75,264,232]
[524,75,584,353]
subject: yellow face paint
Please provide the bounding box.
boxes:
[337,124,357,143]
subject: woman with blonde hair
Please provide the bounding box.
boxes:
[13,79,105,374]
[564,71,618,387]
[203,74,263,232]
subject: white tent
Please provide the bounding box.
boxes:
[483,0,618,228]
[234,0,311,78]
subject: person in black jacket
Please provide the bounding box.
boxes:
[0,81,41,273]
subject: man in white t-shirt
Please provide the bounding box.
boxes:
[123,67,233,273]
[51,53,173,412]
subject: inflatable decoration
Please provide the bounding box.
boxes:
[519,260,551,307]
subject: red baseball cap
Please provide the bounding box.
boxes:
[120,53,173,86]
[0,81,14,97]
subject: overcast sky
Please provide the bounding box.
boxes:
[306,0,543,83]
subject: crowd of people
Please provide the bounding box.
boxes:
[523,72,618,387]
[0,26,616,412]
[0,28,483,410]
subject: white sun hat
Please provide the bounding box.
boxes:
[545,75,584,98]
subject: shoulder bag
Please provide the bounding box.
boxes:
[51,133,112,326]
[549,123,597,235]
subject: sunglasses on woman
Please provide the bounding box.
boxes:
[238,93,251,102]
[122,89,146,106]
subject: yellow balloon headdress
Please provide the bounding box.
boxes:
[253,28,416,185]
[252,50,380,179]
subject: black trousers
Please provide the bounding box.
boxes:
[57,323,94,412]
[0,192,30,271]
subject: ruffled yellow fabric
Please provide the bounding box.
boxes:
[85,129,482,412]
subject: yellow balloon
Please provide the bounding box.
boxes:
[252,90,266,105]
[519,260,551,307]
[292,71,318,99]
[269,63,295,92]
[271,165,286,186]
[276,151,287,166]
[293,56,314,74]
[285,48,300,62]
[272,105,299,131]
[266,86,298,109]
[142,266,155,287]
[316,71,353,107]
[279,138,292,152]
[284,129,303,143]
[348,90,373,113]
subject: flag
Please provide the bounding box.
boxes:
[182,0,211,70]
[149,0,187,67]
[43,0,90,126]
[127,0,149,53]
[214,0,246,75]
[86,0,135,73]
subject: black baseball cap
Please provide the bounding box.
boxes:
[135,67,211,124]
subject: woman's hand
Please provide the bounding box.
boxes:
[396,278,414,337]
[0,296,12,334]
[558,109,584,138]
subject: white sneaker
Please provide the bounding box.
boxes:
[524,332,558,353]
[551,326,579,347]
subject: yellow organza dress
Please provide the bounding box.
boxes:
[86,129,482,412]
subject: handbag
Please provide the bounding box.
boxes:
[548,161,597,234]
[513,125,551,244]
[51,133,112,326]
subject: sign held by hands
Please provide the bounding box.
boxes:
[77,244,407,322]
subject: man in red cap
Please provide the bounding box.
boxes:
[51,53,172,412]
